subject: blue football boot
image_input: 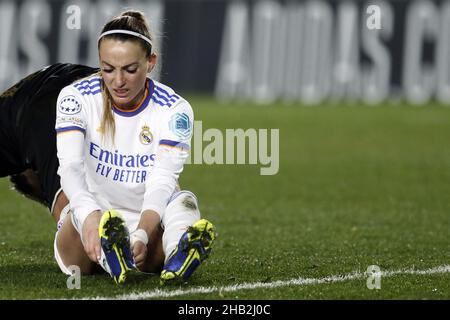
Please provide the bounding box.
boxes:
[160,219,216,284]
[98,210,135,284]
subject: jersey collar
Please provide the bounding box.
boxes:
[111,79,154,117]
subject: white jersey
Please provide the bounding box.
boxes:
[55,74,193,228]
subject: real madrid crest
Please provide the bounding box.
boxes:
[139,125,153,145]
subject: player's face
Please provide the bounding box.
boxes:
[99,39,156,109]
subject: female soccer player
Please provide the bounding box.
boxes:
[0,62,167,276]
[54,10,215,284]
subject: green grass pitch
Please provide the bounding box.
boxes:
[0,97,449,299]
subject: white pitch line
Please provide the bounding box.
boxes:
[87,265,450,300]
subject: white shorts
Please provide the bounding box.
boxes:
[54,190,199,275]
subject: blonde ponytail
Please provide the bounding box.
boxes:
[100,81,116,145]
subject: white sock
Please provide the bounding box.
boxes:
[98,248,113,276]
[162,191,201,263]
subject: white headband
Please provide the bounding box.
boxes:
[98,29,153,48]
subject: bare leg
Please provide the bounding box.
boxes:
[51,191,69,223]
[55,191,165,274]
[56,212,95,275]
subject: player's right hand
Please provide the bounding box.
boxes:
[81,210,102,263]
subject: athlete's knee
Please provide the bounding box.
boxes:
[52,191,69,225]
[54,213,93,275]
[167,190,200,212]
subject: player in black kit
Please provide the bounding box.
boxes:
[0,63,98,221]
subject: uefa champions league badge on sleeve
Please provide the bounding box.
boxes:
[59,95,82,115]
[169,112,192,139]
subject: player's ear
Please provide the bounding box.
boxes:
[147,54,157,73]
